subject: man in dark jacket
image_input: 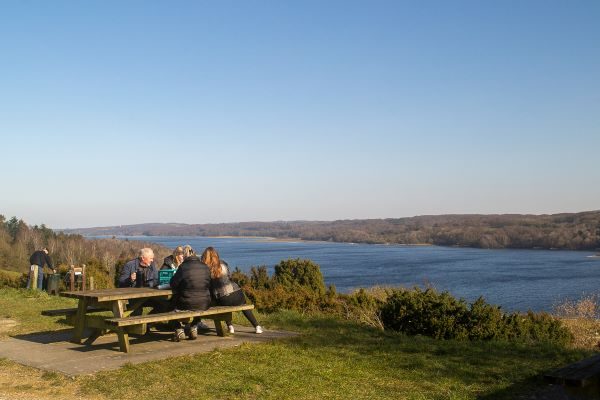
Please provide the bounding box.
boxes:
[119,247,158,288]
[28,247,55,290]
[169,245,211,341]
[118,248,167,316]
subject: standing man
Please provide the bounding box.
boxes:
[28,247,56,290]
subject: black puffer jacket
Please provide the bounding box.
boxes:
[170,256,211,310]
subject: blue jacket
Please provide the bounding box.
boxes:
[118,258,159,288]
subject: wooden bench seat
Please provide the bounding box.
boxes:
[106,304,254,339]
[544,353,600,399]
[105,304,253,327]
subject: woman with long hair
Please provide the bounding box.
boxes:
[202,246,263,334]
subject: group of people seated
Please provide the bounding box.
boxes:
[118,245,262,341]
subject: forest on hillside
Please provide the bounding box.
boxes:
[0,215,171,278]
[64,211,600,250]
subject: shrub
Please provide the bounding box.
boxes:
[235,259,332,314]
[250,266,272,289]
[381,287,573,345]
[231,267,250,288]
[380,287,469,339]
[466,297,505,340]
[82,259,113,289]
[273,258,326,296]
[0,269,27,288]
[245,285,327,314]
[338,287,388,329]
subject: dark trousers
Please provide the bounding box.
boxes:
[217,290,259,327]
[171,297,211,330]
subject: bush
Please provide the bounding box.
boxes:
[466,297,505,340]
[82,259,113,289]
[245,285,328,314]
[337,287,388,329]
[234,259,332,313]
[381,287,573,345]
[0,269,27,288]
[380,287,469,339]
[273,258,326,296]
[250,266,272,289]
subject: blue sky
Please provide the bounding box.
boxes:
[1,1,599,228]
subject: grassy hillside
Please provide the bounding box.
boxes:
[0,288,594,400]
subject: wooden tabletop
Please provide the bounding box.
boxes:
[60,287,173,302]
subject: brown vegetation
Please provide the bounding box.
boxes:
[553,294,600,349]
[0,214,171,288]
[63,210,600,250]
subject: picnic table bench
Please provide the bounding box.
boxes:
[106,304,253,337]
[42,288,255,353]
[544,353,600,399]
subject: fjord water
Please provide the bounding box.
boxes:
[133,236,599,312]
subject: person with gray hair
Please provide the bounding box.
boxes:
[119,247,159,288]
[119,247,170,317]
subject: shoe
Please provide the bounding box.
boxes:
[197,321,210,330]
[183,323,191,337]
[189,325,198,340]
[255,325,263,334]
[227,324,235,334]
[174,328,186,342]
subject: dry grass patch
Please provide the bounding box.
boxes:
[0,358,106,400]
[554,294,600,349]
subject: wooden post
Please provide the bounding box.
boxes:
[70,265,75,291]
[31,266,38,290]
[81,265,86,291]
[89,276,95,291]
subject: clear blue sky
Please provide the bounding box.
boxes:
[1,1,599,228]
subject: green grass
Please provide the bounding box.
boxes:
[0,288,595,400]
[0,288,77,336]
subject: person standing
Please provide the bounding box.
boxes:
[203,247,263,334]
[28,247,55,290]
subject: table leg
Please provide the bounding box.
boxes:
[84,330,103,345]
[112,300,131,353]
[213,313,232,337]
[72,298,89,344]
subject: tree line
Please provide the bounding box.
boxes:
[64,211,600,250]
[0,215,171,281]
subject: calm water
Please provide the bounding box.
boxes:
[122,236,600,312]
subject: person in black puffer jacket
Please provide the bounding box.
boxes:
[169,245,211,341]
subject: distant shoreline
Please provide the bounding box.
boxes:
[206,235,305,243]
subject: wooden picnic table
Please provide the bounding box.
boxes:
[59,288,172,352]
[51,288,255,353]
